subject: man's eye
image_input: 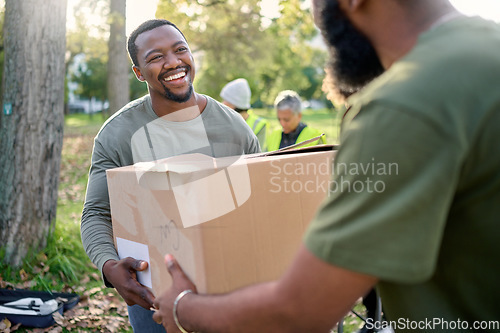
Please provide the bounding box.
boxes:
[177,47,187,53]
[148,55,162,62]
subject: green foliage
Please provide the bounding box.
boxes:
[254,0,328,104]
[156,0,328,106]
[72,55,108,103]
[66,0,109,69]
[66,0,141,112]
[64,0,331,114]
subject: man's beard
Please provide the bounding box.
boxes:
[159,66,194,103]
[163,83,194,103]
[318,0,384,98]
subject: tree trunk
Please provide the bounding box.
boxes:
[0,0,67,266]
[107,0,130,116]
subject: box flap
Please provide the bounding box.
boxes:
[260,144,339,157]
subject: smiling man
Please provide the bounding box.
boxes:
[80,19,260,333]
[151,0,500,332]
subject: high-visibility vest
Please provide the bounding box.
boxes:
[246,110,267,135]
[266,125,326,152]
[246,110,269,150]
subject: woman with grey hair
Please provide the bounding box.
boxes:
[266,90,326,151]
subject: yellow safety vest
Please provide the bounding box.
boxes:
[266,125,326,152]
[246,110,267,135]
[246,110,269,151]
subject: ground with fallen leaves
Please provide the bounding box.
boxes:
[1,117,134,333]
[0,280,131,333]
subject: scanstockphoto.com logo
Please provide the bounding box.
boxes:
[365,317,500,331]
[269,158,399,195]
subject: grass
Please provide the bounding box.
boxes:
[0,113,131,332]
[63,112,108,137]
[0,138,98,291]
[0,109,367,332]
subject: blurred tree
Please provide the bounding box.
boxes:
[107,0,130,115]
[157,0,267,98]
[72,55,108,110]
[0,0,67,266]
[65,0,109,114]
[66,0,135,115]
[156,0,327,107]
[66,0,109,72]
[257,0,324,104]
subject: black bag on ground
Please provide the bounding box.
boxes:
[0,288,79,328]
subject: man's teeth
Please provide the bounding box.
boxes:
[164,72,186,81]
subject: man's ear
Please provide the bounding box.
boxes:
[132,65,145,82]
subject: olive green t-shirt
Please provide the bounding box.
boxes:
[304,16,500,329]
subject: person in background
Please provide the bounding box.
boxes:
[80,19,259,333]
[220,78,269,151]
[150,0,500,332]
[266,90,326,151]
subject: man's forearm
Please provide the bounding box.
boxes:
[168,246,377,333]
[178,281,300,333]
[81,208,120,275]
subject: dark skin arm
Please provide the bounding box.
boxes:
[153,245,378,332]
[102,257,156,309]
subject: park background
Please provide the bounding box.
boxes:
[0,0,498,332]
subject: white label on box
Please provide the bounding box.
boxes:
[116,237,153,288]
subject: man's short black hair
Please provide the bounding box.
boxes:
[127,19,187,67]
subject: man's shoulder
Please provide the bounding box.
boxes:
[205,95,238,115]
[204,95,249,124]
[96,95,153,139]
[351,16,500,117]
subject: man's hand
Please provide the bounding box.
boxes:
[150,246,377,332]
[152,254,197,331]
[102,257,156,309]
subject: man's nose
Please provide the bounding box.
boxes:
[163,53,182,69]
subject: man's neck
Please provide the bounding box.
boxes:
[150,92,207,119]
[240,111,249,121]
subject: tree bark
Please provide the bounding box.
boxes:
[0,0,67,266]
[107,0,130,116]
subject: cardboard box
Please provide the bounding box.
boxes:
[107,146,336,295]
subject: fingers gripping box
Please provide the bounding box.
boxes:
[106,147,336,295]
